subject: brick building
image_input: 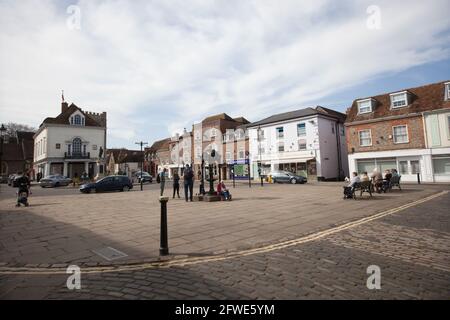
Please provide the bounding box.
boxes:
[0,131,35,178]
[345,80,450,182]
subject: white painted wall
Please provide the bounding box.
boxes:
[248,115,346,179]
[424,110,450,148]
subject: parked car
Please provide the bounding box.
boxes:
[8,174,19,187]
[135,171,153,183]
[80,175,133,193]
[270,171,307,184]
[39,175,72,188]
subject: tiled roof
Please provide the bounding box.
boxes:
[346,80,450,123]
[106,148,144,163]
[41,103,104,127]
[202,113,234,123]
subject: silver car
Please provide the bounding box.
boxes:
[39,175,72,188]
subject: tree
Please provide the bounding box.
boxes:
[3,122,36,138]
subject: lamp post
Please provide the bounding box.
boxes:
[208,149,216,195]
[0,124,6,178]
[257,126,263,187]
[246,150,251,188]
[135,141,148,191]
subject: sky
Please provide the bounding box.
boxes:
[0,0,449,149]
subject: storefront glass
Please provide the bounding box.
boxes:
[433,156,450,174]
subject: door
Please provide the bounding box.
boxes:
[97,177,113,192]
[398,158,421,182]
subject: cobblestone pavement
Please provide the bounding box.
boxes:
[0,182,446,267]
[1,188,449,299]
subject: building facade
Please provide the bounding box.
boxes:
[106,148,144,177]
[33,101,107,179]
[346,81,450,182]
[247,106,348,181]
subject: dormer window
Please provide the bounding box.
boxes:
[357,99,375,114]
[390,91,410,108]
[445,82,450,101]
[70,113,85,126]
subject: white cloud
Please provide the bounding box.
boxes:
[0,0,449,147]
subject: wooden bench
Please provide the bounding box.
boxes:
[353,180,373,199]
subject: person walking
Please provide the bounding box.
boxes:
[183,164,194,202]
[159,168,166,196]
[172,171,180,199]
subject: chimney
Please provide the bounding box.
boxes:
[61,101,69,113]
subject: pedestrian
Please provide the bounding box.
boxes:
[159,169,166,196]
[173,171,180,199]
[184,164,194,202]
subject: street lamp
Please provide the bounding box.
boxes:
[0,124,6,178]
[257,126,264,187]
[135,141,148,191]
[208,149,216,195]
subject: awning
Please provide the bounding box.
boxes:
[272,157,314,164]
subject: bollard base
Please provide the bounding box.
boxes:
[160,248,169,256]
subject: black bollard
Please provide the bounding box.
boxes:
[159,196,169,256]
[417,172,421,185]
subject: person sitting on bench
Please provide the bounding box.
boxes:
[343,172,360,199]
[217,180,231,200]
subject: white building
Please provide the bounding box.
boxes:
[33,101,107,178]
[247,106,348,181]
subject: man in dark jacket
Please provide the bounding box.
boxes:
[183,164,194,202]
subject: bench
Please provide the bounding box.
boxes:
[389,175,402,190]
[353,181,373,199]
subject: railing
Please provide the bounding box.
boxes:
[64,152,90,159]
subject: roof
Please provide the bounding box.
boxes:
[232,117,251,124]
[147,138,171,153]
[202,113,234,123]
[346,80,450,123]
[247,106,346,128]
[106,148,144,163]
[41,103,104,127]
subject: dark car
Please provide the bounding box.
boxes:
[0,175,8,184]
[8,174,19,187]
[135,171,153,183]
[270,171,307,184]
[80,175,133,193]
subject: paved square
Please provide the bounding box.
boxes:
[0,182,449,299]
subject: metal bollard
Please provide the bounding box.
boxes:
[417,172,421,184]
[159,196,169,256]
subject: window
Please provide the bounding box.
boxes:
[297,123,306,136]
[276,127,284,139]
[72,138,82,154]
[390,92,408,108]
[433,156,450,174]
[238,149,245,159]
[447,116,450,139]
[298,139,307,151]
[399,161,408,174]
[445,83,450,101]
[68,144,71,154]
[278,142,285,152]
[359,130,372,146]
[357,100,372,114]
[340,126,345,136]
[226,152,231,160]
[411,160,420,174]
[257,129,265,141]
[393,125,409,143]
[356,160,376,174]
[83,145,87,154]
[74,115,82,125]
[56,143,61,149]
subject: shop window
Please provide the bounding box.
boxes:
[433,156,450,174]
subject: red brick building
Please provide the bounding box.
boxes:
[345,80,450,182]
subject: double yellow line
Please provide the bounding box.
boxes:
[1,190,447,275]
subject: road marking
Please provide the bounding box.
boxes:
[0,190,447,275]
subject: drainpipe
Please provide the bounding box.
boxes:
[335,121,343,181]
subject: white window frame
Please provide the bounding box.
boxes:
[357,99,373,114]
[276,127,284,139]
[297,123,306,136]
[358,129,372,147]
[390,91,409,109]
[278,142,285,152]
[445,82,450,101]
[392,125,409,144]
[298,139,307,151]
